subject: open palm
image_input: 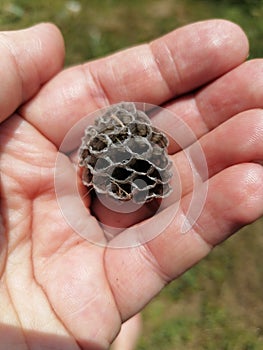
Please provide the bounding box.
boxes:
[0,21,263,349]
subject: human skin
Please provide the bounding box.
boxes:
[0,20,263,349]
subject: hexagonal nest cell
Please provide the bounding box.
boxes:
[78,102,173,203]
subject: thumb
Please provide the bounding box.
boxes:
[0,23,65,123]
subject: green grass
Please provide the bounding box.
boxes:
[138,220,263,349]
[0,1,262,349]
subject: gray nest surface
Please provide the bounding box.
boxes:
[78,102,173,204]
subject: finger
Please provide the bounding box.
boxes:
[0,23,64,123]
[105,163,263,320]
[196,59,263,131]
[21,19,248,147]
[170,108,263,200]
[151,59,263,153]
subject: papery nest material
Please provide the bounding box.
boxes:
[78,102,173,204]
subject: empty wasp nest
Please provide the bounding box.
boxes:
[78,102,173,204]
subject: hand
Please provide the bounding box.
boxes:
[0,20,262,349]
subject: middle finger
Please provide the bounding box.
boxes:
[152,59,263,154]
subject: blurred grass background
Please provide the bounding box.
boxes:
[1,0,262,349]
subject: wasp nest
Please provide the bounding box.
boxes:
[78,102,173,203]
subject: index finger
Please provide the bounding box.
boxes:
[21,19,248,147]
